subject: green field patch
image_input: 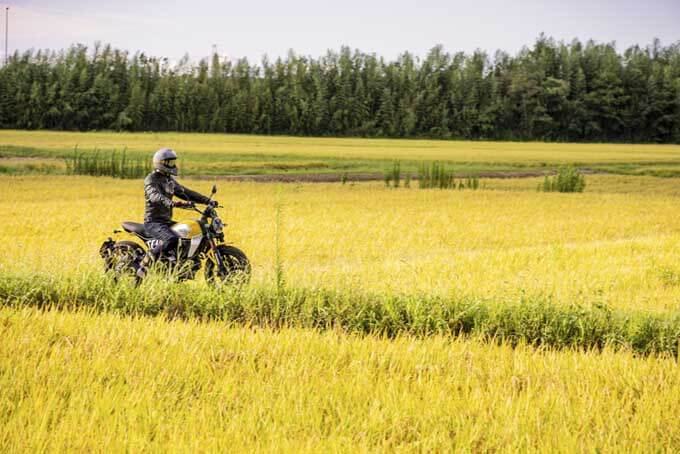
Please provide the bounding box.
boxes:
[0,145,55,158]
[594,162,680,178]
[0,157,65,175]
[186,162,333,176]
[4,132,680,177]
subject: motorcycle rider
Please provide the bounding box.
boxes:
[138,148,217,276]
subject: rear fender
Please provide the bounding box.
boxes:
[100,231,146,259]
[114,230,146,248]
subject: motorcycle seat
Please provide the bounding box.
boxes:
[122,222,151,239]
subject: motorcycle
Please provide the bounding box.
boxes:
[99,184,250,284]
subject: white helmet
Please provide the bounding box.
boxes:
[153,148,178,176]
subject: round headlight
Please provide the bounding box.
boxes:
[212,218,224,234]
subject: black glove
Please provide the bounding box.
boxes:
[208,200,219,207]
[173,201,194,209]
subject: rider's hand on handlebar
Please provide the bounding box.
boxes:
[173,201,194,209]
[208,200,219,208]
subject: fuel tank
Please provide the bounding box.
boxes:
[171,220,203,238]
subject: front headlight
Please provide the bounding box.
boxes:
[212,218,224,234]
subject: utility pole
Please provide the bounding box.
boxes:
[1,6,4,67]
[4,6,8,66]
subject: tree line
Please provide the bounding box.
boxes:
[1,35,679,143]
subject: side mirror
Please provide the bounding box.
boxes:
[211,184,217,195]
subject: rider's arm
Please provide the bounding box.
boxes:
[145,180,173,208]
[174,182,211,205]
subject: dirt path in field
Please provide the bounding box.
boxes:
[192,169,601,183]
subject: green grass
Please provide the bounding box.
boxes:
[1,272,678,356]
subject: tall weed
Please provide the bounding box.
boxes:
[539,165,586,193]
[66,146,151,179]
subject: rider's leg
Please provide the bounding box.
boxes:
[140,223,180,274]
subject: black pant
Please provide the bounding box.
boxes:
[144,222,180,259]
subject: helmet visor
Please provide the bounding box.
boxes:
[162,159,177,169]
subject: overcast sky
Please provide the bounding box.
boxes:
[2,0,679,64]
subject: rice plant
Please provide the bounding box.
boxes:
[274,187,286,296]
[3,307,678,452]
[4,174,680,313]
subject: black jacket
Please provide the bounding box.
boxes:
[143,170,211,224]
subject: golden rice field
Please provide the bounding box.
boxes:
[2,174,680,312]
[2,165,680,450]
[1,307,678,452]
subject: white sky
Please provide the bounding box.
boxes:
[2,0,679,63]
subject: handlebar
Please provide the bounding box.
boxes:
[176,185,222,214]
[176,202,224,214]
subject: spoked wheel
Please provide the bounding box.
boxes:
[104,241,145,284]
[205,245,251,285]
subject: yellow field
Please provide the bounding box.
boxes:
[2,171,680,450]
[1,307,678,452]
[2,174,680,312]
[3,129,680,164]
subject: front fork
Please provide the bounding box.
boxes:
[206,235,225,269]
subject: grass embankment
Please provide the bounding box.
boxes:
[1,307,679,452]
[1,273,678,356]
[3,130,680,176]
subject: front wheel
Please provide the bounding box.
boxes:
[205,245,251,285]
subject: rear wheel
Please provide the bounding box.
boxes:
[205,245,251,285]
[104,241,145,283]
